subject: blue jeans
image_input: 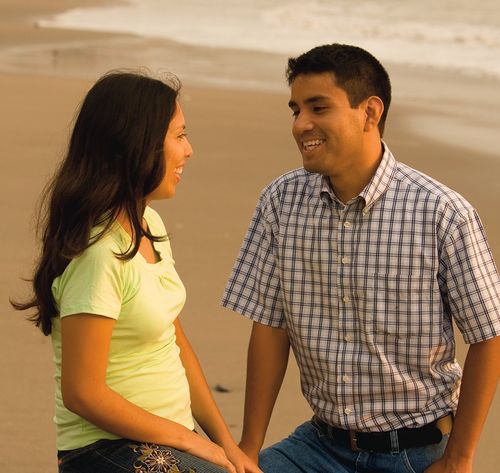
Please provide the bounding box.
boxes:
[260,420,448,473]
[58,438,227,473]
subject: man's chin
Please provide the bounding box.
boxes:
[302,162,322,174]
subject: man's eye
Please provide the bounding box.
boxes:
[313,106,327,113]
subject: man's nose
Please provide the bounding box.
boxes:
[293,112,314,135]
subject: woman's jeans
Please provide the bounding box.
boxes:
[58,438,226,473]
[259,420,448,473]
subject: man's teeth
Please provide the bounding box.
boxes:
[303,139,324,150]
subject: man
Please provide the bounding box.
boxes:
[222,44,500,473]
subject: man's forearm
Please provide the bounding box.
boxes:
[240,323,290,458]
[437,336,500,469]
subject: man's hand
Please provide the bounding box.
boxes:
[425,336,500,473]
[424,456,473,473]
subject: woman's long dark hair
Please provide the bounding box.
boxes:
[12,71,181,335]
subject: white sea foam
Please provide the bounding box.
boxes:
[36,0,500,79]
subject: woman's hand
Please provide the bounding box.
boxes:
[184,432,237,473]
[222,440,263,473]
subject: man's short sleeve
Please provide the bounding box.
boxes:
[222,191,285,327]
[52,238,124,319]
[441,209,500,344]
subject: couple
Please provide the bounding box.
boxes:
[15,44,500,473]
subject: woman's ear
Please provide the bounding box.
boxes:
[363,96,384,133]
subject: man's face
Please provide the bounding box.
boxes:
[288,72,367,178]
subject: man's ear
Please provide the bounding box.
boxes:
[363,96,384,132]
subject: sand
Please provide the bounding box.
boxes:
[0,1,499,471]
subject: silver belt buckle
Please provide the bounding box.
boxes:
[349,430,362,451]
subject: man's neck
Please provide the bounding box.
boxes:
[329,142,383,204]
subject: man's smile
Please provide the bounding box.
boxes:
[301,138,326,154]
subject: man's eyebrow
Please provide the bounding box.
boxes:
[288,95,330,108]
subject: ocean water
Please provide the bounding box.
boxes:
[37,0,500,79]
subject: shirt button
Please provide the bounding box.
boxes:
[344,408,352,415]
[343,221,352,228]
[341,256,350,264]
[344,334,352,342]
[342,295,351,303]
[342,375,350,383]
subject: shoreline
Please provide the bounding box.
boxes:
[2,1,499,162]
[1,2,499,472]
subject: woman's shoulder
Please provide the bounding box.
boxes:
[87,223,128,259]
[144,206,167,236]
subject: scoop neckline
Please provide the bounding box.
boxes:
[113,217,165,268]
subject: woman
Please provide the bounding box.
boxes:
[13,71,260,473]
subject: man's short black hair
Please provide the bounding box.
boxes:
[286,44,391,136]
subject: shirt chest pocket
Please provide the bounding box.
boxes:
[361,272,441,339]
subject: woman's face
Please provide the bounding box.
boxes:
[148,102,193,201]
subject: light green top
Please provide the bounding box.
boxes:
[51,206,194,451]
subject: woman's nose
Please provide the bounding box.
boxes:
[185,139,193,158]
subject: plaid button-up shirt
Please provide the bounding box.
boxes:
[222,145,500,432]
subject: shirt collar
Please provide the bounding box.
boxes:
[320,141,397,211]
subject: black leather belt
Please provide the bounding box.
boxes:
[312,414,453,453]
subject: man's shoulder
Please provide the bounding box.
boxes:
[394,161,474,217]
[261,167,318,198]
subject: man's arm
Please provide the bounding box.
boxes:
[425,335,500,473]
[239,322,291,463]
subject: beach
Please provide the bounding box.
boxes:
[0,1,499,471]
